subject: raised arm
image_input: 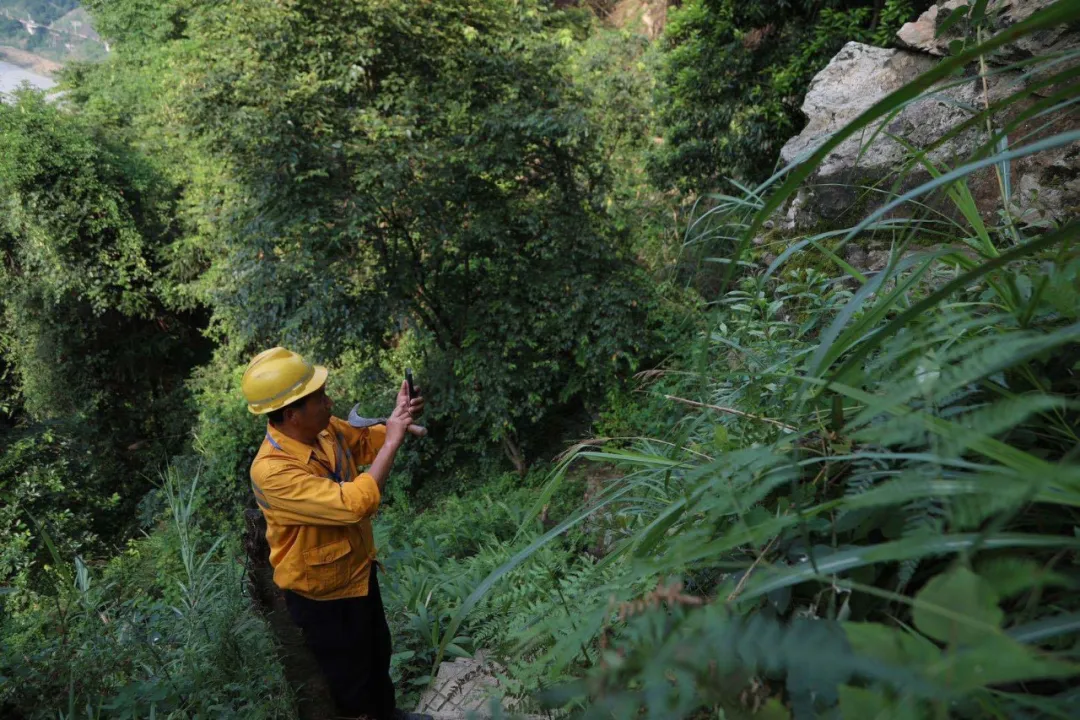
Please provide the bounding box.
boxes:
[252,459,381,525]
[363,381,415,493]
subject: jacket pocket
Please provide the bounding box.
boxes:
[302,538,352,595]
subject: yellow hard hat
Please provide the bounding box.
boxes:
[242,347,328,415]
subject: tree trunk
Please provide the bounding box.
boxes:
[502,434,527,477]
[870,0,886,31]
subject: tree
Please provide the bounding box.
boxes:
[0,91,209,565]
[162,0,656,467]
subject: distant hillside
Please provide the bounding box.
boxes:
[0,1,106,71]
[51,7,100,41]
[0,1,79,26]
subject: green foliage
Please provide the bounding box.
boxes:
[80,0,189,46]
[565,22,677,270]
[0,92,210,583]
[433,6,1080,717]
[0,469,294,718]
[152,0,659,467]
[651,0,927,190]
[374,468,621,710]
[0,429,107,588]
[186,351,266,532]
[0,91,155,318]
[912,565,1005,646]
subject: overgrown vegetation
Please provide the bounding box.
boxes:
[1,469,293,717]
[2,0,1078,717]
[651,0,931,190]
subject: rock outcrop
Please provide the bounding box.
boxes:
[777,0,1080,231]
[896,0,968,56]
[607,0,672,39]
[898,0,1078,63]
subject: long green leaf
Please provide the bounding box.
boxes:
[828,220,1080,385]
[819,377,1078,480]
[809,250,944,378]
[1008,612,1080,644]
[742,533,1080,600]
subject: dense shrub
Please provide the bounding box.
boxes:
[0,92,209,579]
[160,0,661,471]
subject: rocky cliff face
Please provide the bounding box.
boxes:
[606,0,672,39]
[776,0,1079,232]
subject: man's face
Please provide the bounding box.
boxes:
[288,385,333,436]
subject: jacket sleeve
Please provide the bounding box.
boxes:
[330,416,387,466]
[251,457,380,526]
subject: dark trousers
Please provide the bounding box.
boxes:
[285,566,396,720]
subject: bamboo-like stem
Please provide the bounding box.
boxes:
[663,394,797,432]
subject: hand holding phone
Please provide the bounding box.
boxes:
[403,368,425,431]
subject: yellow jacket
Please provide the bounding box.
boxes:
[250,417,387,600]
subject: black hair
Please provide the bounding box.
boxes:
[266,393,310,426]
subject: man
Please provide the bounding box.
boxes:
[242,346,432,720]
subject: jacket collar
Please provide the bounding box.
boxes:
[265,423,322,464]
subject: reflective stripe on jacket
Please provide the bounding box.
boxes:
[250,416,387,600]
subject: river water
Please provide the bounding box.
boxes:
[0,60,56,95]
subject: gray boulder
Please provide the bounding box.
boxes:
[778,42,982,226]
[777,14,1079,232]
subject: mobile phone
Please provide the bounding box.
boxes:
[405,368,416,400]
